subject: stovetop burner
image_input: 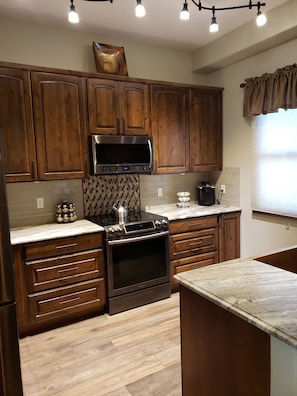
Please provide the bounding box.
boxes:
[88,211,165,227]
[87,211,169,240]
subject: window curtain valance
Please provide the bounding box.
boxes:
[243,64,297,117]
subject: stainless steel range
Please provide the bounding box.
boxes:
[88,211,170,314]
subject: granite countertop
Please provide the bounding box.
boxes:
[175,258,297,349]
[147,202,241,221]
[10,219,104,245]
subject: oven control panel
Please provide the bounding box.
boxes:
[106,218,168,240]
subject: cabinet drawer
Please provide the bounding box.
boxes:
[170,251,218,291]
[170,229,217,260]
[26,249,104,293]
[28,279,106,324]
[169,216,218,234]
[25,233,103,260]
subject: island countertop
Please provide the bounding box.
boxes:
[10,219,104,245]
[147,202,241,221]
[174,258,297,349]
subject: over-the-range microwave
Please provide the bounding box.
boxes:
[89,134,153,175]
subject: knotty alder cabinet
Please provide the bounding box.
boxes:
[0,67,36,182]
[0,67,87,182]
[31,72,87,180]
[13,233,106,337]
[151,85,190,174]
[169,216,219,292]
[169,212,240,292]
[190,88,222,171]
[151,84,223,174]
[87,78,151,135]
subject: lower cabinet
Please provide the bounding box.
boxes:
[169,212,241,292]
[13,232,106,337]
[169,216,219,292]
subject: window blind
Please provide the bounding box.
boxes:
[251,109,297,218]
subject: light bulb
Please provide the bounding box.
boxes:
[68,1,79,24]
[256,12,267,27]
[135,1,146,17]
[180,2,190,21]
[209,17,218,33]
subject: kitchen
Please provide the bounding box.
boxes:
[1,0,297,394]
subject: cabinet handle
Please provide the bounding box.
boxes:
[56,243,77,249]
[58,266,78,273]
[189,223,202,228]
[189,241,202,247]
[59,297,80,305]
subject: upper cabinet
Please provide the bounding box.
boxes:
[0,67,36,182]
[151,85,190,174]
[151,84,223,174]
[190,88,223,172]
[0,61,223,181]
[87,78,151,135]
[31,72,87,180]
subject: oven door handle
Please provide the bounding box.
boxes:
[107,231,169,245]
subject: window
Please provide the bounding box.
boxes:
[251,109,297,217]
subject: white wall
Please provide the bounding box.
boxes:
[0,16,211,86]
[210,38,297,257]
[2,15,297,257]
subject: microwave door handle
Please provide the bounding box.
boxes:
[148,139,153,169]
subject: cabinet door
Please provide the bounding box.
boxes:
[219,211,241,262]
[31,72,87,180]
[190,88,223,171]
[87,78,119,134]
[151,85,189,174]
[119,82,151,135]
[0,67,36,182]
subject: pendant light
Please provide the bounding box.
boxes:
[68,0,79,24]
[135,0,146,17]
[209,7,218,33]
[180,1,190,21]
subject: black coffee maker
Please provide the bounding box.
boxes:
[196,182,216,206]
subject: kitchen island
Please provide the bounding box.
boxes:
[175,256,297,396]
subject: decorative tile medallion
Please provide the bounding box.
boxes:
[83,174,140,217]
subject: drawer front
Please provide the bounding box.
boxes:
[25,232,103,260]
[26,249,104,293]
[169,229,217,260]
[28,279,106,324]
[169,216,218,234]
[170,251,218,291]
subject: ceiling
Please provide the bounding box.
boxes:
[0,0,289,52]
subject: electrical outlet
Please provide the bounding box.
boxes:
[220,184,226,194]
[36,197,44,209]
[157,187,163,197]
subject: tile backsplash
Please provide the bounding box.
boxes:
[6,167,240,228]
[83,174,140,217]
[6,179,84,228]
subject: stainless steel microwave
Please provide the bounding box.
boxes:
[89,134,153,175]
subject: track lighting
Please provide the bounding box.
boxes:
[209,7,218,33]
[68,0,79,24]
[135,0,146,18]
[72,0,267,32]
[180,1,190,21]
[190,0,267,32]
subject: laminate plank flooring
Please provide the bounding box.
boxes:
[19,293,181,396]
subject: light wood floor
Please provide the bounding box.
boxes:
[19,293,181,396]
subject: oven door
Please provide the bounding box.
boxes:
[106,231,169,298]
